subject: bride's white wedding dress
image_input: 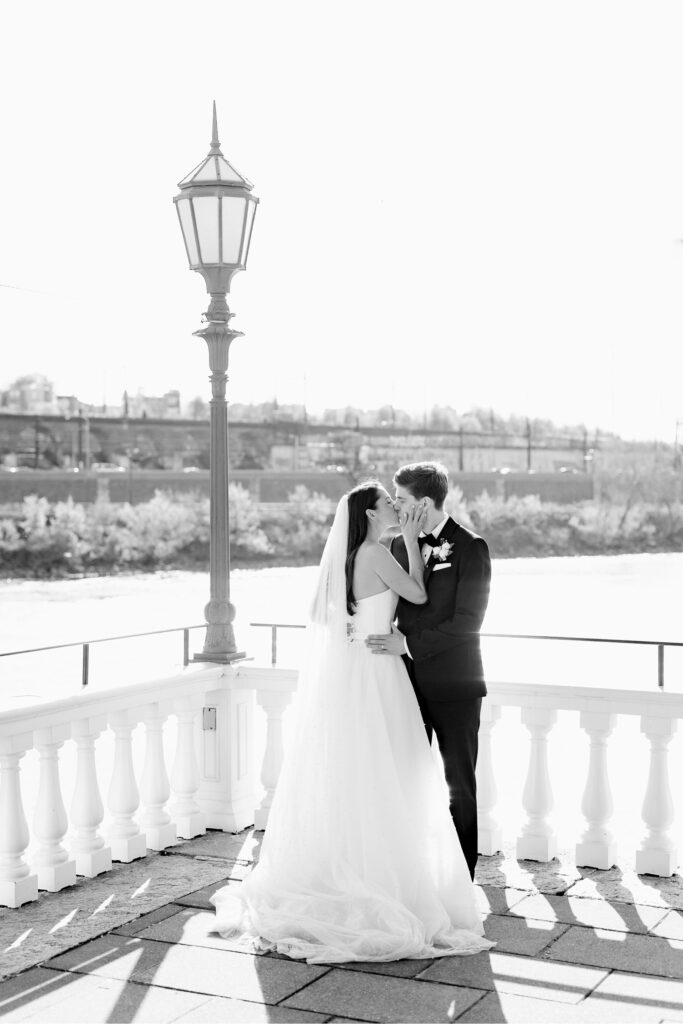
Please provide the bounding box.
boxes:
[212,588,493,964]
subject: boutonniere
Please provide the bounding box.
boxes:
[431,540,453,562]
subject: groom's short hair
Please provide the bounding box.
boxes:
[393,462,449,510]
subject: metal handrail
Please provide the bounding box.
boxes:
[0,624,206,685]
[1,619,680,690]
[482,631,683,648]
[249,621,683,690]
[250,621,306,668]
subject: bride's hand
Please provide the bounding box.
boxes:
[400,502,427,543]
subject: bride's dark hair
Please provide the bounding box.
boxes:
[345,481,382,616]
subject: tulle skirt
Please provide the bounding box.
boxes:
[211,639,493,964]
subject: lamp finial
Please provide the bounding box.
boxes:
[210,101,222,155]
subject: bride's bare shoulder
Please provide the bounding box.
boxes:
[357,542,393,565]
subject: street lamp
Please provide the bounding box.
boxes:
[174,102,259,662]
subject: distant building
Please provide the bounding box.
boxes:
[123,389,182,419]
[56,395,80,417]
[0,374,57,415]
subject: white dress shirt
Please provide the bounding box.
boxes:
[420,514,449,564]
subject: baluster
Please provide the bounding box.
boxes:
[139,703,177,851]
[33,726,77,891]
[170,695,206,839]
[107,710,147,862]
[516,707,557,862]
[0,737,38,908]
[254,688,294,830]
[575,711,617,869]
[477,702,503,855]
[70,716,112,877]
[636,715,678,877]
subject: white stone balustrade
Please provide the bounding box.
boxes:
[194,669,259,833]
[0,665,226,908]
[516,707,558,862]
[107,709,147,863]
[2,662,683,910]
[70,715,112,877]
[0,735,38,908]
[476,701,502,855]
[636,715,678,876]
[33,725,77,892]
[170,694,206,839]
[575,711,617,870]
[237,670,683,883]
[254,676,295,832]
[139,702,177,851]
[486,681,683,876]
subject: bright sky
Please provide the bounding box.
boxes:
[1,0,683,441]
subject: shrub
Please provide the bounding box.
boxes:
[0,496,90,574]
[229,484,272,557]
[444,486,474,529]
[2,487,683,579]
[467,493,570,556]
[83,500,131,567]
[0,486,271,575]
[263,486,334,558]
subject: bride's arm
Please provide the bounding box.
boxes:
[371,546,427,604]
[371,503,427,604]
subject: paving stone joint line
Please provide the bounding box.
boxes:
[271,966,335,1006]
[2,835,683,1024]
[39,961,339,1015]
[449,986,491,1022]
[536,920,573,959]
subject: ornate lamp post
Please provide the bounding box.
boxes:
[174,103,259,662]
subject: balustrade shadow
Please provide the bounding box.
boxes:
[0,935,174,1023]
[474,851,597,892]
[3,855,683,1022]
[522,856,599,893]
[469,854,683,1021]
[572,862,683,940]
[582,863,683,902]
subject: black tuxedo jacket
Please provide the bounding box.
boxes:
[392,516,490,702]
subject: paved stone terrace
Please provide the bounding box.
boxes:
[1,831,682,1023]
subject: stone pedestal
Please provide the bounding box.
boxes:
[0,874,38,910]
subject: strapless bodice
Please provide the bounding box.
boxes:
[348,589,398,639]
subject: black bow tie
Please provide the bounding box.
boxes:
[420,534,440,546]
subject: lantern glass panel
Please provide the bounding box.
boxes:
[242,201,257,265]
[193,195,220,264]
[216,156,245,184]
[194,158,219,183]
[177,199,199,266]
[221,196,247,265]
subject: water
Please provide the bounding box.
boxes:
[1,552,682,706]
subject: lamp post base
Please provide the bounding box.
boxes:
[192,651,247,665]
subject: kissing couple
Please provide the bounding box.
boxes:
[212,461,494,964]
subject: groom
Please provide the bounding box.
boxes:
[367,461,491,880]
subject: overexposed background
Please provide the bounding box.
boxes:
[2,1,683,439]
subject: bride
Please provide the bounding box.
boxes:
[211,480,493,964]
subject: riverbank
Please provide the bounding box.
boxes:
[2,489,683,579]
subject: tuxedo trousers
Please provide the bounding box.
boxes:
[413,690,482,881]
